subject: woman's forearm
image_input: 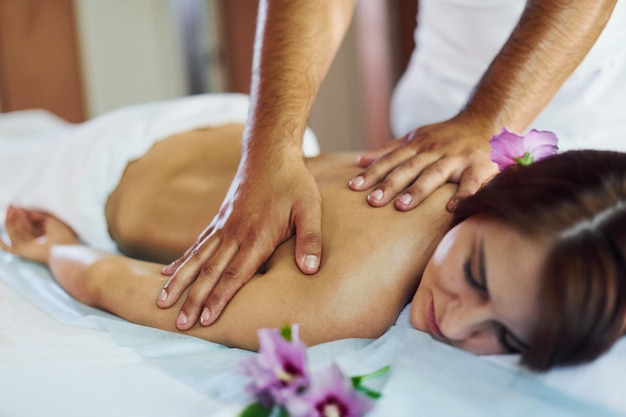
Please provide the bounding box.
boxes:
[48,245,136,308]
[461,0,617,134]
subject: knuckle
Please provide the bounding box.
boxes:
[378,176,400,193]
[398,157,420,173]
[166,273,192,291]
[199,262,219,277]
[182,288,205,309]
[424,162,448,178]
[299,231,322,247]
[206,292,228,312]
[220,267,240,282]
[409,182,429,197]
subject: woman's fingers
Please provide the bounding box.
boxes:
[0,236,12,253]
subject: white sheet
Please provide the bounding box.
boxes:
[1,251,625,417]
[0,95,319,253]
[2,102,626,416]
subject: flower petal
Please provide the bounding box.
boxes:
[285,363,375,417]
[238,325,310,401]
[489,128,526,170]
[489,128,559,170]
[524,129,559,149]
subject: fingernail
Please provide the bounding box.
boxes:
[398,194,412,206]
[368,189,384,201]
[176,311,188,326]
[201,308,211,325]
[349,176,365,188]
[159,289,168,302]
[304,254,319,270]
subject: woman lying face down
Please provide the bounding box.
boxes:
[1,124,625,372]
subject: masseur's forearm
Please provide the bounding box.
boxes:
[461,0,617,133]
[244,0,356,157]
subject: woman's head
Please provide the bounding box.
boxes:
[412,150,626,371]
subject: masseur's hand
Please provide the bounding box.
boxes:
[157,149,322,330]
[349,115,499,212]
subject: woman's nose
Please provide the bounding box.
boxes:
[439,302,494,342]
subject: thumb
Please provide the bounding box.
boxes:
[294,204,323,275]
[447,168,486,212]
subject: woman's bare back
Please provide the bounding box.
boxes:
[100,125,454,347]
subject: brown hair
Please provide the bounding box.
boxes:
[453,150,626,371]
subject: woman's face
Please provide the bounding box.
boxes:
[411,215,550,355]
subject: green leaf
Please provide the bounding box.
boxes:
[351,365,390,386]
[354,384,383,399]
[350,365,390,399]
[280,325,292,341]
[238,402,273,417]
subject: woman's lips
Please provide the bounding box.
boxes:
[427,299,446,341]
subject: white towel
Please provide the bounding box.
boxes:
[0,94,319,252]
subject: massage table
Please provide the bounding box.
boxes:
[1,99,626,417]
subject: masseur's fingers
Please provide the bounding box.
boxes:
[161,226,214,276]
[391,156,459,211]
[197,247,270,326]
[349,117,498,211]
[157,232,221,308]
[354,137,405,169]
[294,198,322,274]
[348,138,411,194]
[448,163,498,212]
[162,235,239,331]
[158,147,324,329]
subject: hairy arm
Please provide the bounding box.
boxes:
[246,0,357,152]
[160,0,359,330]
[462,0,617,132]
[352,0,618,210]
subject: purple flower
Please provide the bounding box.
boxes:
[489,128,559,171]
[285,363,375,417]
[237,325,309,404]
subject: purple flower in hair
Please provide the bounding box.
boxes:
[237,324,309,405]
[285,363,375,417]
[489,128,559,171]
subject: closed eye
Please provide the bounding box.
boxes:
[464,256,485,292]
[498,326,530,354]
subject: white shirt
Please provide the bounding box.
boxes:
[391,0,626,151]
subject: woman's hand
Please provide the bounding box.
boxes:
[349,117,499,212]
[157,150,323,330]
[0,206,79,264]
